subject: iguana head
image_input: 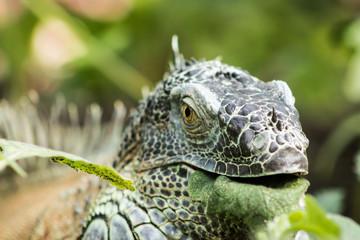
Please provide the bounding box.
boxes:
[117,37,309,177]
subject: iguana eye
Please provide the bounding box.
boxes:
[181,103,198,124]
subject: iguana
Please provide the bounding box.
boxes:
[15,37,309,239]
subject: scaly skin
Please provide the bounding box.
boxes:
[32,38,309,239]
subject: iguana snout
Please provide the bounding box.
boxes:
[216,93,309,177]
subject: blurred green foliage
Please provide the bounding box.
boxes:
[1,0,360,225]
[313,188,345,214]
[258,195,360,240]
[1,0,357,122]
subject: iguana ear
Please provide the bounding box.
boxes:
[171,35,186,71]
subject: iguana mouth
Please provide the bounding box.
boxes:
[141,144,308,178]
[159,145,308,180]
[227,173,304,186]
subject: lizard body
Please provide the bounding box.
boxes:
[31,38,309,239]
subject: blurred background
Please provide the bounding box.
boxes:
[1,0,360,223]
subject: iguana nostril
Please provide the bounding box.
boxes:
[252,132,269,151]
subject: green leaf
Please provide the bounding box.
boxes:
[188,171,310,233]
[328,213,360,240]
[187,170,216,203]
[288,196,340,239]
[0,139,134,191]
[258,195,342,240]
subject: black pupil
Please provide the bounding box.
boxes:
[184,107,191,117]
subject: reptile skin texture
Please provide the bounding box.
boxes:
[30,38,309,240]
